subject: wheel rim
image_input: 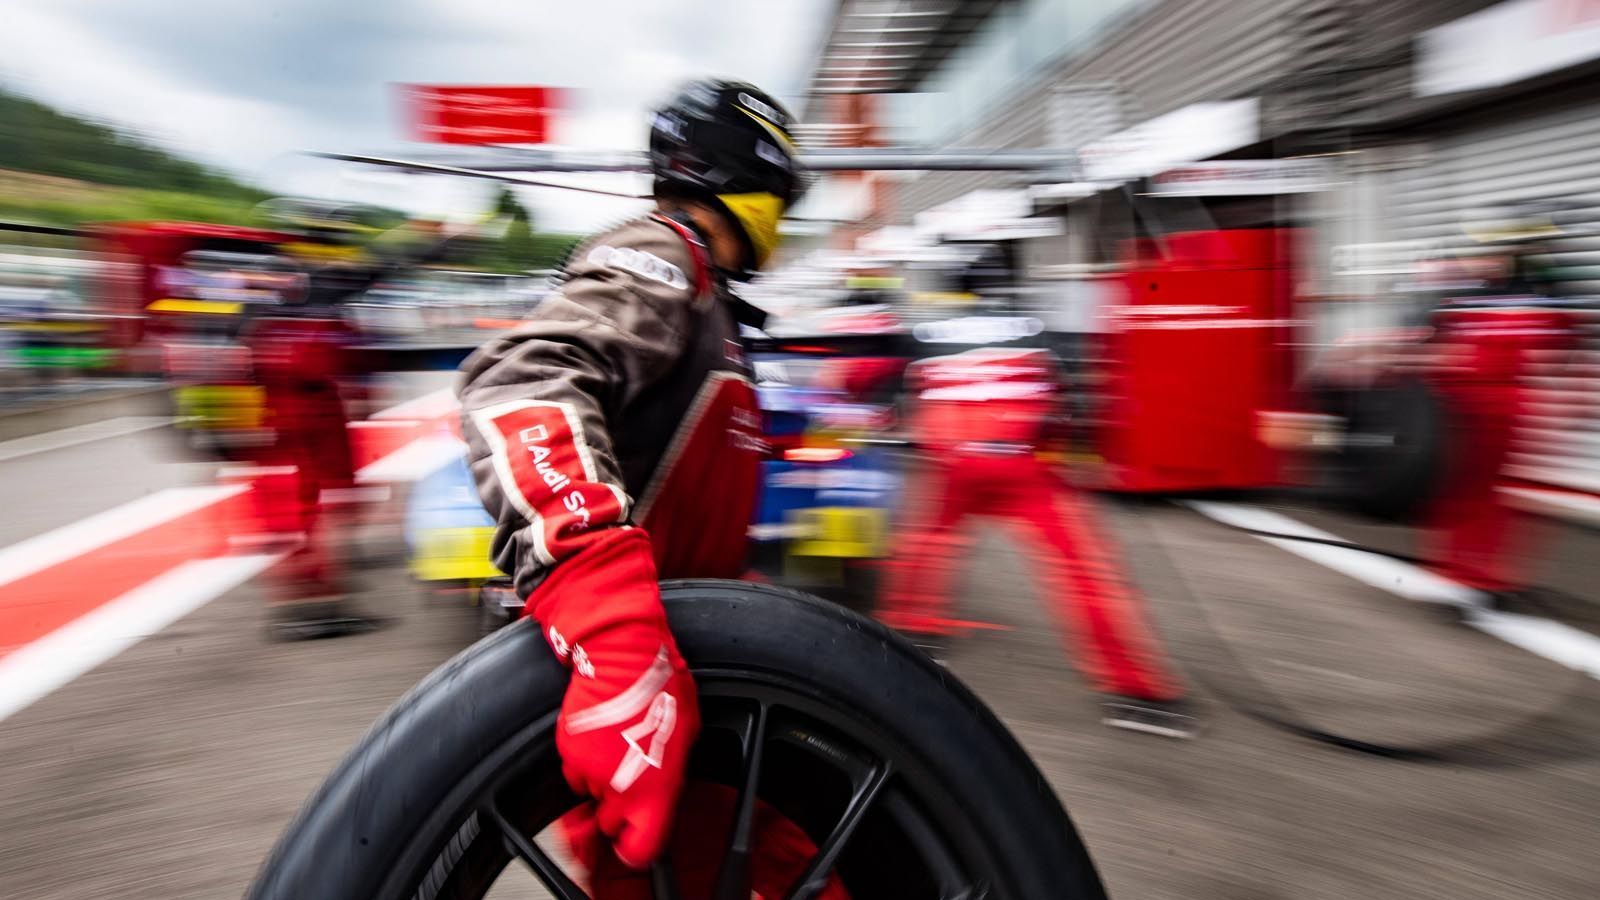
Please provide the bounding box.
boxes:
[405,670,1002,900]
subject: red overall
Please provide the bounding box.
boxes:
[880,349,1182,701]
[246,315,357,598]
[1426,305,1579,592]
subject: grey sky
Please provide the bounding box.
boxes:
[0,1,832,230]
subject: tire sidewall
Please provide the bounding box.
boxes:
[246,580,1106,900]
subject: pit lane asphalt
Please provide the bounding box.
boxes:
[0,382,1596,900]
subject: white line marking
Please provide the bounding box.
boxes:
[0,416,174,464]
[0,401,455,590]
[355,433,466,484]
[1506,463,1600,495]
[1501,486,1600,529]
[1184,501,1600,680]
[0,484,246,591]
[1184,501,1483,607]
[0,387,464,719]
[1469,610,1600,679]
[371,387,458,421]
[0,552,284,723]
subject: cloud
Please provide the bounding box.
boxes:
[0,0,830,230]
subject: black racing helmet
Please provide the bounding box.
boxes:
[649,79,807,278]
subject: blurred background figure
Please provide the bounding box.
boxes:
[234,200,501,637]
[1419,213,1588,604]
[880,347,1192,737]
[238,264,370,639]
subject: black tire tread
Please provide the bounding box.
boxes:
[245,580,1105,900]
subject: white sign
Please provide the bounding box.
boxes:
[784,174,873,224]
[914,189,1062,242]
[943,219,1064,241]
[1416,0,1600,97]
[912,317,1044,344]
[856,226,927,256]
[1078,98,1260,183]
[1027,182,1108,205]
[1147,159,1333,196]
[1330,241,1440,277]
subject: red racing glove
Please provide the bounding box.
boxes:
[526,528,700,868]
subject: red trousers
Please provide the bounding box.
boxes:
[254,380,356,598]
[881,452,1181,701]
[1424,306,1580,592]
[1427,377,1526,592]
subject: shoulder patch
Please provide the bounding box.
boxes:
[587,245,689,291]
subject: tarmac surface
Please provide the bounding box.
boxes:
[1,373,1597,900]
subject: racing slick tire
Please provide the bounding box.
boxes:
[245,579,1107,900]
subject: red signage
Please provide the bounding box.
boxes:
[402,85,561,145]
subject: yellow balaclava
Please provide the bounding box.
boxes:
[716,191,786,269]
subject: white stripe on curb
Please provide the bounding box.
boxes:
[0,552,284,723]
[0,386,466,724]
[0,408,456,591]
[356,434,467,484]
[370,387,459,421]
[0,484,246,591]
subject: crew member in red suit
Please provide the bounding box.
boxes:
[245,208,490,638]
[879,347,1194,737]
[243,280,374,639]
[1424,283,1581,602]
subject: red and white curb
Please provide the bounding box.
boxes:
[0,554,283,722]
[0,388,466,723]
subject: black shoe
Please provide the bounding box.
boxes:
[269,598,383,641]
[1484,588,1540,614]
[1444,589,1498,623]
[1100,697,1198,739]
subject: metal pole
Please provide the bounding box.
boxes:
[315,147,1078,175]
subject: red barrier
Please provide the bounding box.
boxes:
[1099,228,1299,492]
